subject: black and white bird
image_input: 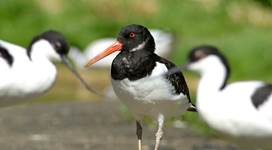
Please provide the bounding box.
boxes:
[85,24,195,150]
[180,45,272,148]
[0,30,96,105]
[69,29,176,99]
[69,29,176,69]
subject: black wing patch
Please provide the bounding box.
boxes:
[251,84,272,109]
[0,45,14,66]
[154,54,192,103]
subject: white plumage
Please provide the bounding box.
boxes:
[112,62,189,120]
[84,24,193,150]
[0,31,94,105]
[0,40,58,101]
[185,45,272,148]
[70,29,176,99]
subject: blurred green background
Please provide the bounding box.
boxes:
[1,0,272,135]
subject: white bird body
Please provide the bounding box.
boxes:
[0,40,57,100]
[69,29,175,69]
[197,79,272,137]
[85,25,194,150]
[112,62,189,120]
[186,45,272,144]
[0,31,94,105]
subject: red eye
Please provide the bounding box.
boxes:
[129,32,136,38]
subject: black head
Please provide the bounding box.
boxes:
[27,30,69,59]
[188,45,229,67]
[84,24,156,67]
[188,45,230,89]
[189,45,222,62]
[117,24,155,52]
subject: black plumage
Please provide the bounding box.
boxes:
[154,55,191,101]
[251,84,272,109]
[0,45,14,66]
[111,50,191,102]
[27,30,69,59]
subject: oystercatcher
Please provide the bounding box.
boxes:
[178,45,272,148]
[85,24,195,150]
[0,30,96,105]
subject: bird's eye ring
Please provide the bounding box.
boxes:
[129,32,136,38]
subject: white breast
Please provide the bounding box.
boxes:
[0,40,57,101]
[0,58,10,71]
[111,62,189,120]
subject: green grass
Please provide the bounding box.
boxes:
[1,0,272,136]
[1,0,271,80]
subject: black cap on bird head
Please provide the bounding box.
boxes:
[27,30,69,59]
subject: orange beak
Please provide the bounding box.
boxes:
[84,41,123,68]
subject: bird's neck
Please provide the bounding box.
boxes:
[195,64,229,125]
[194,63,227,122]
[30,50,52,63]
[197,62,228,104]
[29,40,59,63]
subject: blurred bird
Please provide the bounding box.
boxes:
[0,30,96,106]
[178,45,272,148]
[85,24,195,150]
[69,29,176,69]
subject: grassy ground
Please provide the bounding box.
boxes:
[1,0,272,136]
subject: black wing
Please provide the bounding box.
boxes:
[251,83,272,109]
[0,45,14,66]
[153,54,192,103]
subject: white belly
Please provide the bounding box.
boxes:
[0,60,57,103]
[111,76,189,120]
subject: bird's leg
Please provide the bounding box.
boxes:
[136,121,143,150]
[154,114,164,150]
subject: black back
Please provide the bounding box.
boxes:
[27,30,69,59]
[251,84,272,109]
[188,45,230,90]
[0,45,14,66]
